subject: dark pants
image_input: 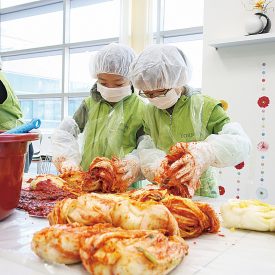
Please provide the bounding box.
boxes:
[24,143,34,173]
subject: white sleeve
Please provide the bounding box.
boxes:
[51,118,82,166]
[121,135,154,161]
[205,122,252,168]
[137,135,156,149]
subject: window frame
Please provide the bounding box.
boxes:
[154,0,203,44]
[0,0,119,124]
[0,0,203,127]
[154,0,203,88]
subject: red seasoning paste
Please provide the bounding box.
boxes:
[17,180,77,217]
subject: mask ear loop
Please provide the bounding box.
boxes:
[130,82,135,94]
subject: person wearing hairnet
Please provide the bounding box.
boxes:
[130,44,251,197]
[52,43,144,186]
[0,56,33,172]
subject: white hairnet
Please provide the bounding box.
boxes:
[90,43,135,79]
[130,44,191,91]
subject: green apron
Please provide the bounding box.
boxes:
[81,93,144,171]
[0,72,23,130]
[143,92,230,197]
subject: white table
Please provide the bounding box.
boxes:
[0,198,275,275]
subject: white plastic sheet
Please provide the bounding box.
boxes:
[0,197,274,275]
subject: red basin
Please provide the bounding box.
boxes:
[0,132,39,221]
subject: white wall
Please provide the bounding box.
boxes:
[203,0,275,202]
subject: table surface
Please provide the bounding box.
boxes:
[0,197,275,275]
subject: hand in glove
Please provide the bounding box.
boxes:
[115,154,141,186]
[58,117,80,137]
[168,142,215,188]
[139,149,166,182]
[53,156,81,174]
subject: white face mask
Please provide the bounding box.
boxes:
[148,89,180,109]
[97,82,132,102]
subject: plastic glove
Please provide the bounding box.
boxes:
[137,135,166,181]
[53,156,81,173]
[167,141,215,189]
[52,118,82,173]
[205,122,251,167]
[115,151,142,186]
[58,117,80,137]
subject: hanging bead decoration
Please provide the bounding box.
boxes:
[256,62,270,200]
[234,162,245,199]
[218,99,229,196]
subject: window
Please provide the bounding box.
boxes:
[70,0,120,42]
[0,0,119,130]
[4,52,62,95]
[0,0,204,133]
[169,39,203,89]
[154,0,204,88]
[163,0,204,30]
[69,48,98,93]
[0,3,63,51]
[20,98,62,128]
[68,97,84,116]
[0,0,41,9]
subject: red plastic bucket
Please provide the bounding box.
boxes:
[0,132,39,221]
